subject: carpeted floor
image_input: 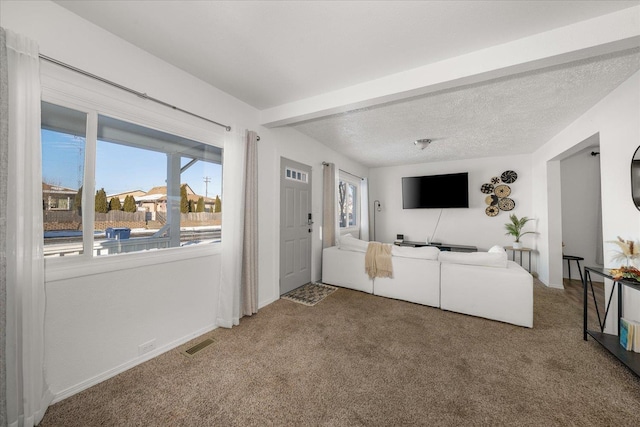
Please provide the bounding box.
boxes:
[41,280,640,426]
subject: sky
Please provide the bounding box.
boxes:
[42,129,223,199]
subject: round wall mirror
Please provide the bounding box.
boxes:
[632,146,640,210]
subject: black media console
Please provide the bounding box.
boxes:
[394,241,477,253]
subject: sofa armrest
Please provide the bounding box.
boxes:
[322,246,373,294]
[440,261,533,328]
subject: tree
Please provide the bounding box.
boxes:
[180,184,189,213]
[214,195,222,213]
[95,188,108,213]
[109,196,122,211]
[338,181,347,227]
[189,200,196,213]
[74,186,83,214]
[196,197,205,213]
[123,195,137,213]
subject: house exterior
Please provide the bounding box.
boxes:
[42,182,78,211]
[106,189,146,205]
[136,184,217,219]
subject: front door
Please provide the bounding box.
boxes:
[280,158,312,295]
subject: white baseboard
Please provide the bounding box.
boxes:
[259,296,278,309]
[51,323,218,403]
[216,317,234,328]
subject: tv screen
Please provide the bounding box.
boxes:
[402,172,469,209]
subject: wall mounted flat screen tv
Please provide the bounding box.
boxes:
[402,172,469,209]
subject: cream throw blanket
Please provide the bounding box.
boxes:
[365,242,393,279]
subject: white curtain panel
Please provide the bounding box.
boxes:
[322,162,338,248]
[240,131,258,317]
[0,27,8,427]
[360,177,370,241]
[2,28,53,427]
[218,128,246,328]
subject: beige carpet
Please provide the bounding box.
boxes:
[41,281,640,426]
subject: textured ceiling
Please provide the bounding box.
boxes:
[292,49,640,167]
[54,0,639,109]
[51,1,640,167]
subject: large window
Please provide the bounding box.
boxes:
[41,102,223,257]
[338,173,360,231]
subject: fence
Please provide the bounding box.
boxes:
[43,210,147,231]
[43,210,146,222]
[96,211,146,222]
[150,212,221,226]
[181,212,221,227]
[43,210,222,231]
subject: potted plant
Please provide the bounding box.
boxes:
[505,214,534,249]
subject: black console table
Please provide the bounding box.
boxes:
[583,266,640,377]
[394,241,477,253]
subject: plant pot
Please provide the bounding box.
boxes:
[512,241,523,249]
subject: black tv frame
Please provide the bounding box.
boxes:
[402,172,469,209]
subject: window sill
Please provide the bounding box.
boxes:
[45,243,222,282]
[340,227,360,233]
[340,227,360,238]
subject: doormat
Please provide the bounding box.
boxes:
[281,283,338,306]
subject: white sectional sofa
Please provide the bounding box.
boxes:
[321,234,533,328]
[322,241,373,294]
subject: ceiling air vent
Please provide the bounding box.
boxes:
[182,338,214,357]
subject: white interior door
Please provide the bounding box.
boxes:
[280,158,312,295]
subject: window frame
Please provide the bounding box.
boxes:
[41,61,225,280]
[338,171,361,235]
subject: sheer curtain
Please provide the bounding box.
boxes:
[322,162,338,248]
[1,28,53,427]
[218,128,259,327]
[240,131,258,316]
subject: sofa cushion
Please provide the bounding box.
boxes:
[438,250,508,268]
[338,233,369,253]
[488,245,507,254]
[391,245,440,260]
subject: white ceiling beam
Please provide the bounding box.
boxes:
[260,6,640,128]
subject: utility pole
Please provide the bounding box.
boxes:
[203,176,211,199]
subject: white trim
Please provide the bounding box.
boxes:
[338,171,361,230]
[83,110,98,258]
[341,226,360,235]
[45,243,221,282]
[40,61,225,271]
[284,166,309,183]
[50,322,219,404]
[260,6,640,127]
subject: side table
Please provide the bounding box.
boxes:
[504,246,533,273]
[583,266,640,377]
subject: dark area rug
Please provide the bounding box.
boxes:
[281,282,338,306]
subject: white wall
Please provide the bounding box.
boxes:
[1,0,369,401]
[560,145,603,279]
[369,154,534,257]
[257,127,368,305]
[0,0,259,401]
[0,1,257,125]
[45,252,220,400]
[533,70,640,322]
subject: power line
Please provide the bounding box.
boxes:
[203,176,211,199]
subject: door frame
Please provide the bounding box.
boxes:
[279,157,313,295]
